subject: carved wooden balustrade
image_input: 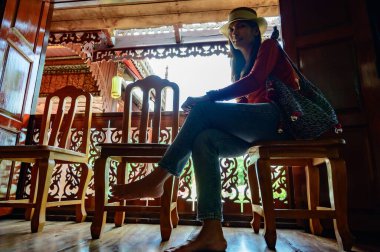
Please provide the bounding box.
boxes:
[20,112,292,221]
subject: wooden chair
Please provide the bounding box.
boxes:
[91,75,180,241]
[0,86,93,232]
[247,139,354,251]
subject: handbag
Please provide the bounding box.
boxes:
[266,39,342,139]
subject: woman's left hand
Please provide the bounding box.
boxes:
[181,95,209,112]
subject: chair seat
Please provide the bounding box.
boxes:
[97,143,170,160]
[0,145,87,162]
[248,138,345,161]
[98,143,170,148]
[252,138,345,147]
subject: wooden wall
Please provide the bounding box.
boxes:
[280,0,380,233]
[0,0,53,215]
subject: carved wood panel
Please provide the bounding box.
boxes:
[20,113,291,218]
[40,65,99,96]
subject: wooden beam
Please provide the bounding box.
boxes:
[173,24,182,44]
[52,0,279,20]
[51,0,279,31]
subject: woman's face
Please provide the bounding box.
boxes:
[228,20,259,51]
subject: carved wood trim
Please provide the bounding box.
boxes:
[93,41,229,61]
[21,112,291,217]
[48,30,113,63]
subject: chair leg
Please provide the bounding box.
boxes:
[75,163,93,223]
[305,162,323,235]
[91,157,110,239]
[25,163,38,221]
[326,158,355,251]
[160,176,174,241]
[171,206,179,229]
[170,177,180,228]
[247,163,261,234]
[256,158,277,250]
[114,159,127,227]
[31,159,55,233]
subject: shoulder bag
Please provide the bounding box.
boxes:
[266,39,342,139]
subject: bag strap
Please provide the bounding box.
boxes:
[270,27,306,81]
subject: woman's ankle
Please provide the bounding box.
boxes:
[202,219,224,235]
[151,166,172,184]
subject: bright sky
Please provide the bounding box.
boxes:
[148,55,232,110]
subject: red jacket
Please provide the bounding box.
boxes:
[207,39,299,103]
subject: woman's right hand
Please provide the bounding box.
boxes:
[181,95,209,113]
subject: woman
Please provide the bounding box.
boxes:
[112,7,298,251]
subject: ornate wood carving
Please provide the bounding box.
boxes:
[22,113,291,217]
[40,64,99,96]
[49,31,104,45]
[93,41,229,61]
[43,64,90,74]
[89,61,117,112]
[48,30,113,63]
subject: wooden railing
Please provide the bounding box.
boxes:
[20,112,291,220]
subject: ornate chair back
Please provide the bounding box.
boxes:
[39,85,93,155]
[122,75,180,144]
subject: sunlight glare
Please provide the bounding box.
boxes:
[148,55,232,110]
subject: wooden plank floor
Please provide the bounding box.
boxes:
[0,219,377,252]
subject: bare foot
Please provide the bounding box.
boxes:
[186,228,201,242]
[110,167,171,200]
[164,220,227,252]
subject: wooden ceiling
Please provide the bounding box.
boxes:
[51,0,279,32]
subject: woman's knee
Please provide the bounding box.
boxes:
[189,100,212,115]
[192,129,220,155]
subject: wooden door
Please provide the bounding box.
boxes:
[0,0,53,205]
[279,0,380,232]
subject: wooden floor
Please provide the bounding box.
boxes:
[0,219,378,252]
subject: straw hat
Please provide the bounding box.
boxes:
[220,7,268,37]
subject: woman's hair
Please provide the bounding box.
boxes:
[229,20,262,82]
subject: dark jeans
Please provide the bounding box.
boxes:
[158,101,291,220]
